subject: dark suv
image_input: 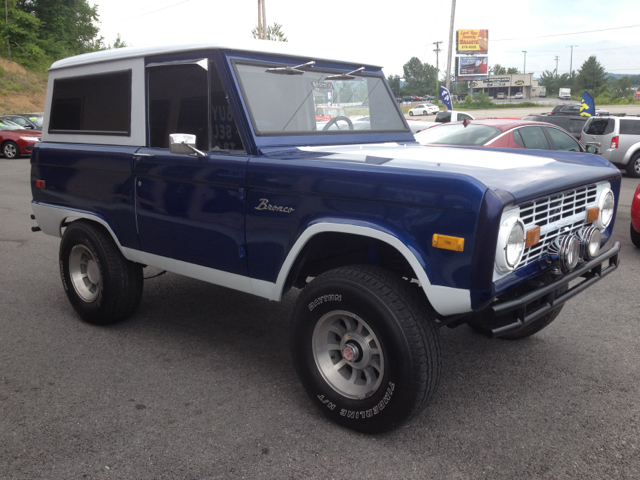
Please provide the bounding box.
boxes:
[523,115,588,140]
[550,104,581,116]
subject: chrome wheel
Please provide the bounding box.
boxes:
[3,142,17,158]
[68,244,101,303]
[312,310,384,399]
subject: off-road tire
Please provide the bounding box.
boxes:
[291,265,441,433]
[59,221,143,325]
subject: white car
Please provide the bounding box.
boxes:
[515,92,523,99]
[408,103,439,116]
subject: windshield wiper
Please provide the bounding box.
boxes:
[265,60,315,75]
[325,66,365,80]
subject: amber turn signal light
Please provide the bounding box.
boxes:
[432,234,464,252]
[525,226,540,248]
[587,206,599,223]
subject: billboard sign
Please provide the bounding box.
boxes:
[456,29,489,54]
[457,56,488,77]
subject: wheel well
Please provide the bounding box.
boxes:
[284,232,418,292]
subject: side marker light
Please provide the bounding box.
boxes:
[587,206,599,223]
[432,234,464,252]
[525,226,540,248]
[35,180,45,188]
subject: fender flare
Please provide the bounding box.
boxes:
[255,222,472,316]
[623,142,640,164]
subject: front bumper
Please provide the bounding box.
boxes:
[488,242,621,337]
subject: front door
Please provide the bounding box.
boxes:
[134,60,249,276]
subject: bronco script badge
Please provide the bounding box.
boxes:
[255,198,295,213]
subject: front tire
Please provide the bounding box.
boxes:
[626,153,640,178]
[631,222,640,248]
[409,111,414,116]
[59,221,143,325]
[291,265,441,433]
[3,141,19,159]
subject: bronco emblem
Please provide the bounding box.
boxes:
[255,198,295,213]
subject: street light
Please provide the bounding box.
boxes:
[522,51,527,74]
[566,45,578,78]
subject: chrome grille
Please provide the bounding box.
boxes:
[517,184,598,268]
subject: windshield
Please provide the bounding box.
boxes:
[27,115,43,127]
[234,62,407,135]
[415,124,501,145]
[0,119,24,130]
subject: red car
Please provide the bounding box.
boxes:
[415,118,594,153]
[631,183,640,247]
[315,106,347,122]
[0,118,41,158]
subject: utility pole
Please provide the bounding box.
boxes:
[433,41,442,100]
[5,0,10,60]
[522,51,527,74]
[445,0,456,91]
[257,0,267,39]
[554,56,559,75]
[257,0,262,39]
[566,45,578,78]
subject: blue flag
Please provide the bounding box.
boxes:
[439,86,453,111]
[580,91,595,117]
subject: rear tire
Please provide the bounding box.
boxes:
[631,222,640,248]
[291,265,441,433]
[626,153,640,178]
[59,221,143,325]
[2,141,19,159]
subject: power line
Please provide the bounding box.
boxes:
[492,24,640,42]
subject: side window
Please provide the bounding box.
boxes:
[620,120,640,135]
[148,61,245,153]
[568,119,585,135]
[517,126,550,150]
[546,127,581,152]
[513,129,525,148]
[50,70,131,134]
[459,114,472,121]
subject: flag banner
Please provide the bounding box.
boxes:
[440,86,453,111]
[580,91,595,117]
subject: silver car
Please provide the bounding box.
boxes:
[582,116,640,177]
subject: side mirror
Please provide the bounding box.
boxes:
[169,134,206,157]
[586,145,599,154]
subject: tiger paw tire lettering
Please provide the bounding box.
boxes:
[59,221,143,325]
[291,265,441,434]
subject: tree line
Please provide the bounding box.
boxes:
[0,0,125,71]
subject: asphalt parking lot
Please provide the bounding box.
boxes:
[1,156,639,479]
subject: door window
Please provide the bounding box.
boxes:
[514,126,550,150]
[148,61,245,152]
[546,127,581,152]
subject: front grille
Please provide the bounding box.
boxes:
[517,184,598,268]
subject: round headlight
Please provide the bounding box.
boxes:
[580,226,601,259]
[495,216,525,273]
[506,222,525,268]
[597,188,615,230]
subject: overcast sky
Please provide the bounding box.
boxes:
[92,0,640,78]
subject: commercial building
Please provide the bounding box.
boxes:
[470,73,545,98]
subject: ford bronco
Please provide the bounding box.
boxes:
[30,41,621,433]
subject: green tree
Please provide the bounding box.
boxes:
[491,64,506,75]
[506,67,519,74]
[539,70,570,95]
[17,0,104,58]
[575,55,607,94]
[251,22,288,42]
[108,34,128,49]
[0,0,47,69]
[402,57,437,95]
[613,76,632,98]
[387,74,401,98]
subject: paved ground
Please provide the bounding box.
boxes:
[1,156,639,479]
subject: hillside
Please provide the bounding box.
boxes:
[0,57,47,114]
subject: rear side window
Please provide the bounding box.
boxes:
[49,70,131,135]
[546,127,581,152]
[620,120,640,135]
[435,112,451,123]
[584,118,614,135]
[568,118,587,135]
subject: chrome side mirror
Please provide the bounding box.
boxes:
[169,134,206,157]
[586,145,599,154]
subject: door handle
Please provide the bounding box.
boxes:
[133,153,155,161]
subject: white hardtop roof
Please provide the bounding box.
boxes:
[49,40,383,71]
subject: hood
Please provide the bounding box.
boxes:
[271,143,620,203]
